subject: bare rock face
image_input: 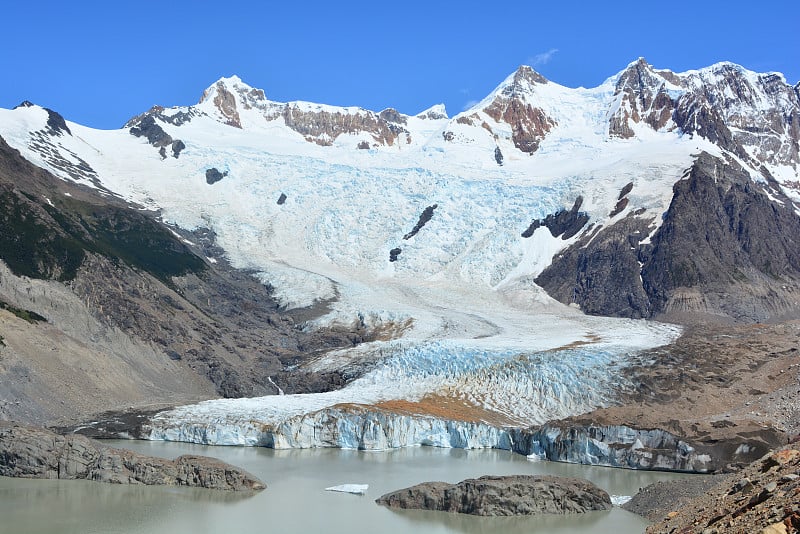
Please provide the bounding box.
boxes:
[196,77,410,146]
[282,105,408,147]
[535,213,653,318]
[205,167,227,184]
[127,107,190,159]
[200,81,243,128]
[608,60,800,176]
[0,422,265,491]
[536,152,800,322]
[521,196,589,240]
[376,475,611,516]
[677,64,800,172]
[609,58,676,138]
[483,66,556,153]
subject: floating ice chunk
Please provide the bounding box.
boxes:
[526,452,546,462]
[325,484,369,495]
[611,495,632,506]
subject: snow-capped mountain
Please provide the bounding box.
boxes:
[2,58,799,455]
[1,59,797,324]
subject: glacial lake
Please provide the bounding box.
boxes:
[0,440,692,534]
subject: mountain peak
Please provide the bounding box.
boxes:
[627,57,651,69]
[512,65,549,87]
[198,75,268,128]
[417,103,448,120]
[199,75,266,105]
[476,66,557,154]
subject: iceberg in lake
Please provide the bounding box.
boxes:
[325,484,368,495]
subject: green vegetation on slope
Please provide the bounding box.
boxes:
[0,299,47,323]
[0,188,205,283]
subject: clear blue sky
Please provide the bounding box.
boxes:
[2,0,798,129]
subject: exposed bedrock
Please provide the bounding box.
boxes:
[0,422,265,491]
[534,214,653,318]
[521,196,589,239]
[376,475,611,516]
[536,152,800,322]
[403,204,438,240]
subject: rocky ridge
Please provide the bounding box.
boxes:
[376,475,611,516]
[0,422,265,491]
[609,59,800,173]
[536,152,800,321]
[193,76,413,146]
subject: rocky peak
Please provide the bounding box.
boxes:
[416,104,448,120]
[502,65,548,97]
[605,59,800,180]
[482,66,556,153]
[609,58,679,138]
[378,108,407,125]
[197,75,271,129]
[12,101,72,137]
[676,63,800,172]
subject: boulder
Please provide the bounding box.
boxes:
[376,474,611,516]
[0,422,264,491]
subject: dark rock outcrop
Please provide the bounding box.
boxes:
[130,115,172,148]
[0,422,265,491]
[535,213,652,318]
[521,196,589,240]
[389,247,401,262]
[44,108,71,137]
[376,475,611,516]
[171,140,185,158]
[277,193,287,205]
[536,153,800,321]
[494,146,504,165]
[640,153,800,321]
[128,112,187,159]
[403,204,437,240]
[205,167,227,185]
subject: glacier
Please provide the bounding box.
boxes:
[141,322,714,470]
[3,62,792,472]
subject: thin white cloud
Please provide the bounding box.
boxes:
[462,99,479,111]
[529,48,559,67]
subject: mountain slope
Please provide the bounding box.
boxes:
[3,61,800,325]
[0,135,377,424]
[536,152,800,321]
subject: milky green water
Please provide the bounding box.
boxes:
[0,440,692,534]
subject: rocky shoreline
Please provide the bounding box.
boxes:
[0,422,265,492]
[625,444,800,534]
